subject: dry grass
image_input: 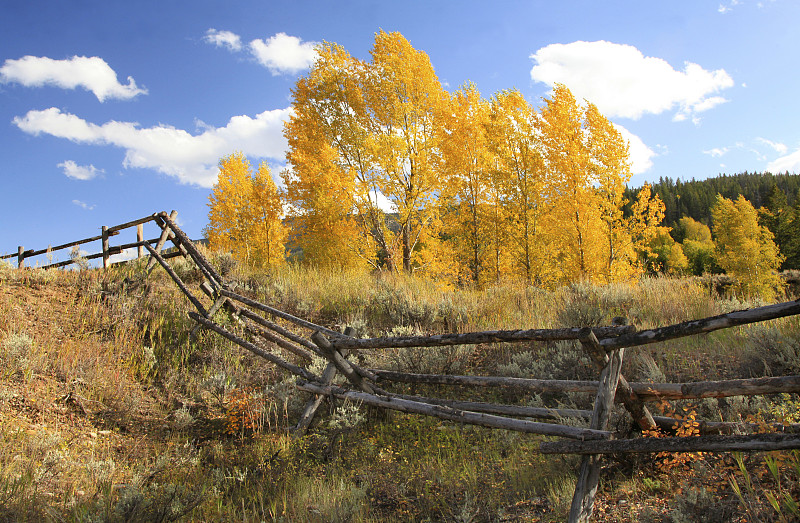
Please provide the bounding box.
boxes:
[0,258,798,521]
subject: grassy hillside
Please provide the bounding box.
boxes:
[1,256,799,522]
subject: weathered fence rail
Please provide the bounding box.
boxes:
[0,211,181,270]
[8,209,800,523]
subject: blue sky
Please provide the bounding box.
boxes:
[2,0,799,263]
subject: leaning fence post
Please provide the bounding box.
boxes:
[17,246,24,269]
[101,226,110,269]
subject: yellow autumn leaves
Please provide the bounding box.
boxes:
[208,31,666,287]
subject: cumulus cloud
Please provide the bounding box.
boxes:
[204,29,318,75]
[614,124,655,175]
[767,149,800,174]
[0,55,147,102]
[250,33,319,75]
[14,107,292,187]
[58,160,103,180]
[203,28,243,52]
[530,41,734,122]
[72,199,95,210]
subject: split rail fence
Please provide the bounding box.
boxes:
[6,210,800,523]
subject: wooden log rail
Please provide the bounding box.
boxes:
[2,212,170,270]
[369,370,800,401]
[296,381,612,440]
[327,324,635,350]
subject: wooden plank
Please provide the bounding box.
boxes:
[21,230,119,258]
[541,432,800,455]
[632,375,800,400]
[373,370,601,393]
[296,381,613,440]
[602,298,800,350]
[569,348,625,523]
[189,312,315,381]
[329,325,636,350]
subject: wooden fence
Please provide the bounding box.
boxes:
[0,210,183,270]
[6,210,800,523]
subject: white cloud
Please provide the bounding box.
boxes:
[14,107,292,187]
[109,248,139,264]
[72,199,95,210]
[0,55,147,102]
[58,160,103,180]
[703,147,729,158]
[767,148,800,174]
[530,41,734,122]
[718,0,741,13]
[203,30,318,76]
[204,29,243,52]
[613,124,655,174]
[249,33,318,75]
[756,137,788,155]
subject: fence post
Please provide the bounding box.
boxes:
[137,224,144,259]
[17,246,24,269]
[101,226,110,269]
[568,348,625,523]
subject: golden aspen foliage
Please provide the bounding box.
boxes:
[206,152,287,269]
[628,182,668,272]
[364,30,450,273]
[438,82,493,286]
[485,89,554,285]
[282,43,369,269]
[678,217,716,275]
[249,162,288,269]
[712,194,784,299]
[284,31,449,273]
[584,102,636,282]
[538,84,633,284]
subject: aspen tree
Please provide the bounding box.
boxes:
[206,152,286,269]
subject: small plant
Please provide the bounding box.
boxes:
[70,245,91,270]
